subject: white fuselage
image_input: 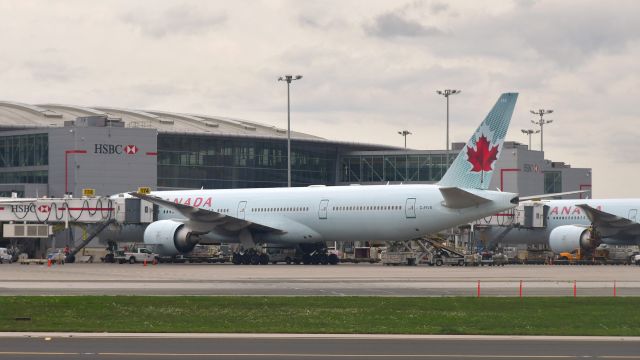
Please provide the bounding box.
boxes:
[153,184,516,245]
[483,199,640,246]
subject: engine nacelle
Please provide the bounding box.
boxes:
[549,225,596,253]
[143,220,197,256]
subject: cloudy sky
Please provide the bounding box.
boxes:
[0,0,638,197]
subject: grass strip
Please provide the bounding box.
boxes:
[1,296,639,335]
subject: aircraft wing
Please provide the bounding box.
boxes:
[576,204,640,238]
[129,192,284,234]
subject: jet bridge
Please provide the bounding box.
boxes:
[0,195,153,259]
[0,196,152,226]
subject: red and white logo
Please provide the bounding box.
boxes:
[37,205,51,213]
[467,134,499,173]
[124,145,139,155]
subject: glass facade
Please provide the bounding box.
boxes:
[0,133,48,184]
[339,153,456,183]
[157,134,357,189]
[0,170,48,184]
[0,133,48,168]
[544,171,562,194]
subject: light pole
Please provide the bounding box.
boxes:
[521,129,540,150]
[278,74,303,187]
[530,109,553,152]
[436,89,461,164]
[398,130,412,148]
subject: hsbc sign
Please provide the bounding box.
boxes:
[124,145,138,154]
[94,144,139,155]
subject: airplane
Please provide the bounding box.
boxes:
[477,198,640,256]
[126,93,520,265]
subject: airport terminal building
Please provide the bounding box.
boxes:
[0,101,591,198]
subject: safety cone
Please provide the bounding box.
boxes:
[47,259,52,267]
[152,258,158,266]
[143,259,147,267]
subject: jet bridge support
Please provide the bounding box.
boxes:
[65,218,117,262]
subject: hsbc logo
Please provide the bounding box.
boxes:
[37,205,51,213]
[10,204,36,213]
[124,145,138,155]
[94,144,139,155]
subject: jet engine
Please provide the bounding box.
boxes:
[143,220,198,256]
[548,225,597,253]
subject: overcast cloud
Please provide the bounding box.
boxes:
[0,0,638,197]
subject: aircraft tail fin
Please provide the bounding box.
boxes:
[437,93,518,190]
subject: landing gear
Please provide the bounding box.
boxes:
[298,243,339,265]
[232,249,270,265]
[231,241,339,265]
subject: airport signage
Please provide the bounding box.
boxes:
[94,144,139,155]
[10,204,36,213]
[523,163,541,173]
[8,204,51,214]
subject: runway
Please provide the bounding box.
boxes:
[1,263,640,296]
[1,333,639,359]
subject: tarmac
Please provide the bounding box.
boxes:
[1,263,640,296]
[1,333,640,359]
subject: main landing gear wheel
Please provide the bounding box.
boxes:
[232,251,270,265]
[302,254,313,265]
[298,242,339,265]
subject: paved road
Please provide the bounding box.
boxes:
[0,334,639,359]
[1,263,640,296]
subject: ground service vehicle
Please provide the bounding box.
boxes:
[556,248,608,264]
[264,246,300,264]
[46,249,66,264]
[427,249,465,266]
[0,247,13,264]
[115,248,159,264]
[175,245,228,263]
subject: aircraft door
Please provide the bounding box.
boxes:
[629,209,637,222]
[405,198,416,218]
[237,201,247,220]
[318,199,329,220]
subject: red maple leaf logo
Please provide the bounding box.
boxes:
[466,134,499,172]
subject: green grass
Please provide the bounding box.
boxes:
[1,296,639,335]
